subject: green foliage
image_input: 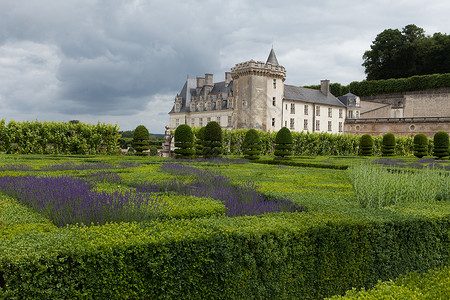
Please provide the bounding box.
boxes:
[203,122,223,158]
[194,127,206,157]
[274,127,293,158]
[348,163,450,208]
[381,133,396,156]
[0,119,120,155]
[360,134,374,156]
[330,265,450,299]
[174,124,195,159]
[242,129,261,160]
[413,133,429,158]
[433,131,450,159]
[363,24,450,80]
[133,125,150,156]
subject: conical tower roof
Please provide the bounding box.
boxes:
[266,48,279,66]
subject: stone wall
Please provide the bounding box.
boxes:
[345,117,450,138]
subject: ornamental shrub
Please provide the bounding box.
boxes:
[360,134,374,156]
[381,133,396,156]
[242,129,261,160]
[203,122,223,158]
[413,134,428,158]
[274,127,293,159]
[174,124,195,159]
[195,127,205,157]
[133,125,150,156]
[433,131,450,159]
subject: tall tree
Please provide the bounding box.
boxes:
[362,24,450,80]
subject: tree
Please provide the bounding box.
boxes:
[195,127,205,157]
[174,124,194,159]
[133,125,150,156]
[413,134,428,158]
[381,133,396,156]
[203,122,223,158]
[274,127,293,159]
[359,134,373,156]
[433,131,449,159]
[362,24,450,80]
[242,129,261,160]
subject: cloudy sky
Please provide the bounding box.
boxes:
[1,0,449,133]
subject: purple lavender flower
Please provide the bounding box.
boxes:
[134,163,305,217]
[0,175,165,227]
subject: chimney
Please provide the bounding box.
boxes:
[196,77,205,95]
[225,72,232,86]
[205,73,213,86]
[321,79,330,96]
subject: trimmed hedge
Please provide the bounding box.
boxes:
[1,205,450,299]
[242,129,261,160]
[414,133,429,158]
[381,133,395,156]
[174,124,195,159]
[203,122,223,158]
[304,73,450,97]
[274,127,293,158]
[360,134,374,156]
[133,125,150,156]
[433,131,450,159]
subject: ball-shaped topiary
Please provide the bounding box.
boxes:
[274,127,293,159]
[203,121,223,158]
[174,124,194,159]
[360,134,374,156]
[133,125,150,156]
[381,133,396,156]
[433,131,449,159]
[242,129,261,160]
[413,134,428,158]
[195,127,205,157]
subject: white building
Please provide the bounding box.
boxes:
[169,49,359,134]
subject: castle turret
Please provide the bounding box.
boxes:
[230,48,286,131]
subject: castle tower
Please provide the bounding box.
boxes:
[230,48,286,131]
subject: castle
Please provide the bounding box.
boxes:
[169,49,360,133]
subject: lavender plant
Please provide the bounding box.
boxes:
[348,163,450,208]
[0,175,165,226]
[134,163,305,217]
[0,164,36,171]
[40,162,116,171]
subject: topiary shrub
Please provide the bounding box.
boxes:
[433,131,449,159]
[133,125,150,156]
[381,133,396,156]
[174,124,195,159]
[360,134,373,156]
[413,134,428,158]
[242,129,261,160]
[203,122,223,158]
[274,127,293,159]
[195,127,205,157]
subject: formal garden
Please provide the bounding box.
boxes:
[0,120,449,299]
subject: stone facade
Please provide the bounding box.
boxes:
[169,49,359,134]
[346,88,450,137]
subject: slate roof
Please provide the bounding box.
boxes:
[266,48,279,66]
[170,79,233,113]
[284,85,346,107]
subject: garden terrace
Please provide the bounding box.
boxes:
[0,154,449,299]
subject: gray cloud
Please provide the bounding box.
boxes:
[0,0,449,132]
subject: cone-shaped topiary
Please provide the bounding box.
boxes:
[242,129,261,160]
[413,134,428,158]
[274,127,293,159]
[174,124,194,159]
[133,125,150,156]
[381,133,396,156]
[203,121,223,158]
[195,127,205,157]
[433,131,449,159]
[360,134,373,156]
